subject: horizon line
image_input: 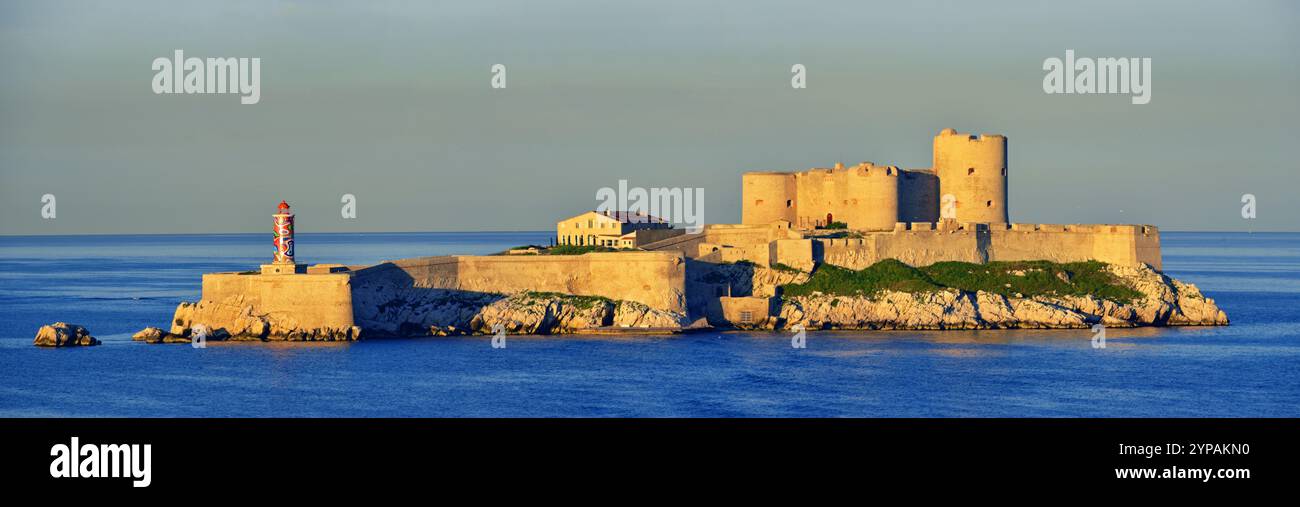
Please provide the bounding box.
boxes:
[2,227,1298,238]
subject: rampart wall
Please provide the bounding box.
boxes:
[808,223,1162,270]
[351,251,687,313]
[200,272,356,329]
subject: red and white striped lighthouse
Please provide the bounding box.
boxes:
[272,200,295,264]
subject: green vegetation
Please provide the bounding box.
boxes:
[780,259,1142,302]
[782,260,939,297]
[807,230,864,239]
[520,291,612,310]
[818,221,849,230]
[769,262,805,273]
[541,245,635,255]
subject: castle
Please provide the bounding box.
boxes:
[184,127,1166,335]
[742,128,1006,230]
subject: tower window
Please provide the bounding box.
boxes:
[1001,167,1007,176]
[986,200,992,207]
[755,199,764,206]
[967,168,975,175]
[786,200,792,208]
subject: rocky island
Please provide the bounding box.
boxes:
[117,128,1227,345]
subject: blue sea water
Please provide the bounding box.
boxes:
[0,231,1297,417]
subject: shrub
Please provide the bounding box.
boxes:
[780,259,1142,302]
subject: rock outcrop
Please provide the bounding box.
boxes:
[158,289,688,342]
[165,296,361,342]
[354,289,689,337]
[132,326,191,344]
[776,263,1227,330]
[33,322,100,347]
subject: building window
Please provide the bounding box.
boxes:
[968,167,975,175]
[1001,167,1007,176]
[739,311,753,324]
[786,200,792,208]
[986,200,993,207]
[755,199,764,206]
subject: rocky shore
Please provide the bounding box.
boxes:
[352,289,689,336]
[165,296,362,342]
[144,290,689,343]
[121,261,1225,345]
[774,264,1228,330]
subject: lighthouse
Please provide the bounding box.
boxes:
[261,200,306,275]
[273,200,295,263]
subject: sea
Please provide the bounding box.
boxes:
[1,231,1297,417]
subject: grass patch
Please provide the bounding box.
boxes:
[782,259,940,298]
[520,291,612,310]
[542,245,636,255]
[807,230,864,239]
[781,259,1142,302]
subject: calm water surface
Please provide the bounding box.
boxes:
[1,231,1297,417]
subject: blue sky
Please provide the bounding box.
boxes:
[1,0,1297,234]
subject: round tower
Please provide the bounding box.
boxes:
[933,129,1008,223]
[742,172,796,225]
[273,200,296,264]
[842,162,900,230]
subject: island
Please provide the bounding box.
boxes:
[147,128,1229,343]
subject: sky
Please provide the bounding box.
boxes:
[1,0,1297,234]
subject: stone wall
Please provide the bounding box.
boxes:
[351,251,687,313]
[198,272,355,329]
[641,222,800,268]
[899,169,939,222]
[774,223,1162,270]
[989,223,1162,270]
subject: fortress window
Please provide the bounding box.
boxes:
[887,168,893,176]
[1001,167,1007,176]
[755,199,764,206]
[967,167,975,175]
[739,311,754,324]
[986,200,992,207]
[785,200,792,208]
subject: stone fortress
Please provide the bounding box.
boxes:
[742,128,1006,229]
[163,127,1205,342]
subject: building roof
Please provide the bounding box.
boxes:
[564,210,669,224]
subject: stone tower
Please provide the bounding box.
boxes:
[741,172,796,225]
[834,162,900,231]
[933,128,1008,223]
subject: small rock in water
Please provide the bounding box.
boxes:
[131,326,193,344]
[33,322,100,347]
